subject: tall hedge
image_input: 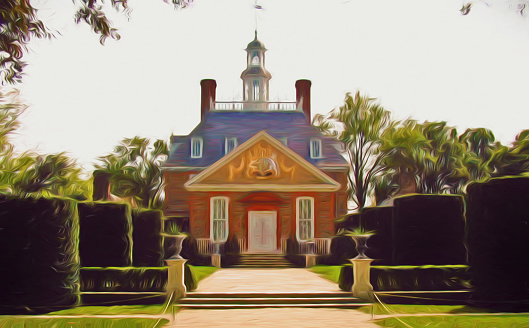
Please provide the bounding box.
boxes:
[360,206,393,264]
[0,196,80,314]
[392,194,466,265]
[132,210,163,267]
[466,177,529,310]
[79,202,132,267]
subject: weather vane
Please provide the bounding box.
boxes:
[252,0,263,36]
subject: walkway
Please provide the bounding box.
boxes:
[169,268,379,328]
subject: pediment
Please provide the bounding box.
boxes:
[185,131,340,192]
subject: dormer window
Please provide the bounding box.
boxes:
[310,138,322,159]
[225,137,238,154]
[191,137,203,158]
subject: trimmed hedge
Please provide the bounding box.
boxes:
[338,265,471,292]
[392,194,466,265]
[0,196,80,314]
[318,235,357,265]
[79,202,132,267]
[132,210,163,267]
[221,234,241,267]
[466,177,529,310]
[81,267,167,292]
[360,206,393,265]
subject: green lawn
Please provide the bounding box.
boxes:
[358,304,491,315]
[0,317,169,327]
[309,265,342,283]
[377,315,529,328]
[47,304,167,315]
[189,265,217,282]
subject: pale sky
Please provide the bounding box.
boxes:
[13,0,529,171]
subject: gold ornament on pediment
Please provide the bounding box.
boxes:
[227,142,296,181]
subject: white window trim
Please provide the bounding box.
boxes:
[296,196,315,241]
[190,137,203,158]
[225,137,238,154]
[210,196,229,242]
[310,138,323,159]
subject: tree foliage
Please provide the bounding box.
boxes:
[96,136,168,209]
[314,91,393,211]
[0,0,190,84]
[0,88,90,198]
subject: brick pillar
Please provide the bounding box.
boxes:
[92,170,111,201]
[201,79,217,121]
[295,79,311,124]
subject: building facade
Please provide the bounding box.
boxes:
[162,35,349,254]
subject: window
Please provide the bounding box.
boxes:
[253,80,260,100]
[191,137,203,158]
[278,137,288,146]
[251,55,260,65]
[310,138,322,159]
[296,197,314,241]
[210,197,229,242]
[225,137,238,154]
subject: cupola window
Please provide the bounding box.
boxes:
[251,56,260,65]
[253,80,260,101]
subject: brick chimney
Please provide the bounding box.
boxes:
[200,79,217,121]
[295,80,311,124]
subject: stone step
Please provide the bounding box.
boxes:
[178,303,370,309]
[186,292,356,298]
[231,265,295,269]
[179,297,359,305]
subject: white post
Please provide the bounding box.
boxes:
[305,254,317,267]
[350,258,374,301]
[165,258,187,300]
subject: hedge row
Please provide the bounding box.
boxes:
[0,196,80,314]
[338,265,471,292]
[466,177,529,310]
[79,202,132,267]
[132,210,164,267]
[336,194,466,266]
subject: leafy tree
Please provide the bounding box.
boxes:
[314,91,393,211]
[379,120,469,197]
[459,127,499,182]
[96,136,168,209]
[490,129,529,177]
[0,0,189,84]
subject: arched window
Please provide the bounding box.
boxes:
[296,197,314,241]
[253,80,260,101]
[210,197,229,242]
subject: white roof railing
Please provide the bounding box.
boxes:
[213,101,299,111]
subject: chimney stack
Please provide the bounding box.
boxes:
[200,79,217,121]
[295,80,311,124]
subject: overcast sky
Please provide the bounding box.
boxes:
[13,0,529,171]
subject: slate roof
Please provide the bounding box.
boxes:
[164,111,348,169]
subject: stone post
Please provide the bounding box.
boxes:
[351,258,374,301]
[211,254,221,268]
[165,258,187,301]
[305,255,317,267]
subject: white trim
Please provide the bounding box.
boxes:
[225,137,238,154]
[190,137,203,158]
[248,211,277,253]
[310,138,323,159]
[210,196,229,242]
[296,197,315,241]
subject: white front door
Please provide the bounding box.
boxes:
[248,211,277,253]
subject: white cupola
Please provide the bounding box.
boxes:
[240,31,272,102]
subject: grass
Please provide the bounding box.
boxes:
[309,265,342,283]
[189,265,217,282]
[357,304,490,315]
[0,318,169,327]
[47,304,166,315]
[376,315,529,328]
